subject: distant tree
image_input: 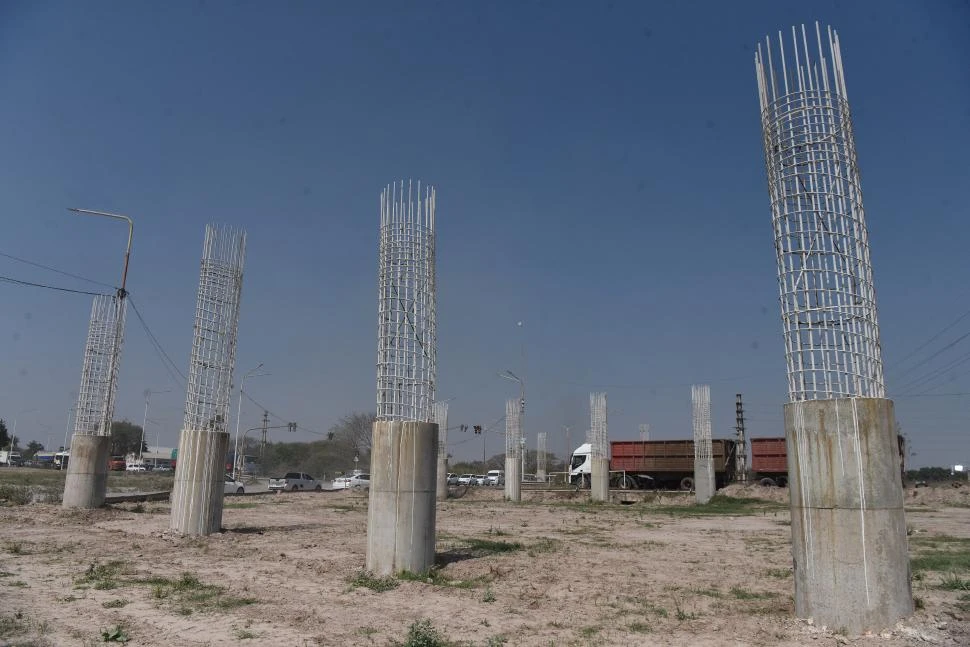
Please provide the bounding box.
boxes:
[0,419,9,449]
[24,440,44,459]
[328,412,375,459]
[110,420,146,456]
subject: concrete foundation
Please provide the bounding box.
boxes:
[436,453,448,502]
[62,434,111,509]
[504,456,520,502]
[785,398,912,634]
[590,456,609,502]
[536,467,546,482]
[366,421,438,575]
[169,429,230,536]
[694,454,715,504]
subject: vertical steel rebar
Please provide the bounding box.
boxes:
[588,393,608,459]
[376,180,437,422]
[639,423,650,442]
[755,23,885,402]
[73,294,128,437]
[182,224,247,435]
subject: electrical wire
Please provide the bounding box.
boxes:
[887,307,970,371]
[0,250,116,288]
[239,390,327,436]
[0,273,109,297]
[127,296,188,387]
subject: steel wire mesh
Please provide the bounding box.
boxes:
[74,294,127,436]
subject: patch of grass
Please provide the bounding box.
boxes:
[693,587,723,598]
[764,568,791,579]
[659,495,786,517]
[74,560,126,591]
[394,618,449,647]
[143,573,256,612]
[482,588,496,603]
[628,621,651,633]
[233,628,258,640]
[579,625,600,638]
[0,484,32,505]
[101,599,129,609]
[350,570,399,592]
[6,580,28,588]
[730,586,776,600]
[465,538,523,554]
[484,636,507,647]
[397,569,486,590]
[911,551,970,573]
[100,624,129,643]
[938,573,970,591]
[914,596,925,610]
[0,613,28,639]
[526,538,560,556]
[4,542,30,555]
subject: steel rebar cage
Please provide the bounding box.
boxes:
[376,180,437,422]
[755,23,885,401]
[182,224,247,434]
[589,392,608,459]
[74,293,127,436]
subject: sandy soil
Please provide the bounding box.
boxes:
[0,485,966,646]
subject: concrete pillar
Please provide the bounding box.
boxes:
[436,453,448,502]
[785,398,912,634]
[62,434,111,509]
[590,456,609,502]
[536,467,546,483]
[694,453,715,504]
[504,456,520,502]
[366,421,438,575]
[169,429,229,536]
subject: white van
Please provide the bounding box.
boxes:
[486,469,504,486]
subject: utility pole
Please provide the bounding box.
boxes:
[260,410,269,461]
[563,425,570,472]
[735,393,747,483]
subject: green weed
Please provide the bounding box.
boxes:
[350,570,399,592]
[102,599,129,609]
[730,586,776,600]
[395,618,449,647]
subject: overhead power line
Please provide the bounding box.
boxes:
[0,273,109,297]
[239,390,326,437]
[0,249,116,288]
[887,307,970,371]
[127,296,188,387]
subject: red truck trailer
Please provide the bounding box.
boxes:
[751,435,906,487]
[570,439,740,490]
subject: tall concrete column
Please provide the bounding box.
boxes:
[367,421,438,575]
[436,453,448,502]
[504,456,520,502]
[170,430,229,536]
[62,434,111,509]
[785,398,912,634]
[590,456,609,502]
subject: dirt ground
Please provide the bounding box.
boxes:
[0,482,967,647]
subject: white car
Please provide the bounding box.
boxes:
[333,473,370,490]
[125,464,146,472]
[457,474,474,486]
[225,475,245,494]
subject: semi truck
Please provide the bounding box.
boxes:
[0,451,23,467]
[751,434,907,486]
[569,439,739,490]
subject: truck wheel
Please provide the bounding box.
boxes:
[618,475,636,490]
[236,487,244,494]
[315,484,322,491]
[679,477,694,491]
[776,477,788,488]
[759,478,776,487]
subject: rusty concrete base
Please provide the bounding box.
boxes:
[785,398,912,634]
[366,421,438,575]
[694,452,715,504]
[436,451,448,502]
[169,429,229,536]
[62,434,111,509]
[504,456,520,502]
[590,457,609,502]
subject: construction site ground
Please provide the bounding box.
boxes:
[0,479,967,646]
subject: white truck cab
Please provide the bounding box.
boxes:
[568,443,592,483]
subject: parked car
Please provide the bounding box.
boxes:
[486,469,504,486]
[125,463,146,472]
[333,473,370,490]
[473,475,486,486]
[225,475,245,494]
[446,473,459,486]
[268,472,321,492]
[153,464,173,473]
[108,456,126,471]
[457,474,474,486]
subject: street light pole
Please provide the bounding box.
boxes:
[233,364,268,481]
[140,389,170,461]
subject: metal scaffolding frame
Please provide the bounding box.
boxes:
[182,224,247,434]
[755,23,885,402]
[505,398,521,459]
[433,400,449,456]
[376,180,437,422]
[639,423,650,442]
[537,431,547,474]
[589,392,608,459]
[692,385,712,462]
[73,294,127,436]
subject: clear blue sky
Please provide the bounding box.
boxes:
[0,1,967,468]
